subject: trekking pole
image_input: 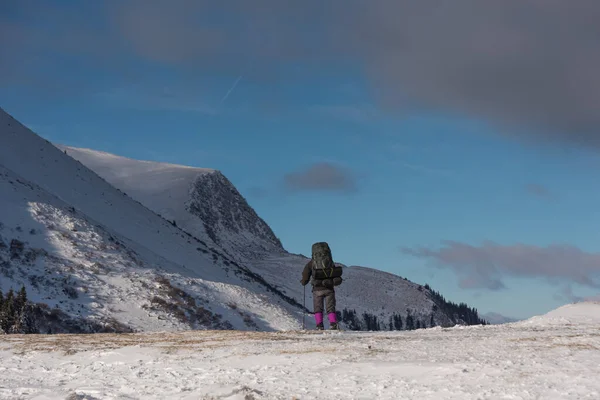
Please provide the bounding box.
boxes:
[302,285,306,330]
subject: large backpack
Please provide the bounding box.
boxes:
[311,242,343,288]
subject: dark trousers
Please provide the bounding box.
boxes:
[313,287,336,314]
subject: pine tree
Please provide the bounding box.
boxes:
[15,286,27,312]
[395,314,403,330]
[5,288,14,304]
[0,289,4,333]
[405,311,415,330]
[1,289,15,333]
[19,286,27,303]
[424,283,486,325]
[340,308,361,330]
[11,286,29,333]
[362,312,381,331]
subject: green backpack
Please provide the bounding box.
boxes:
[311,242,343,288]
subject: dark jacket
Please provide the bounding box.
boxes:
[301,260,333,291]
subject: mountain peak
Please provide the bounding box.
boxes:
[186,168,283,254]
[60,145,283,258]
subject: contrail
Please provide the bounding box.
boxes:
[220,75,243,104]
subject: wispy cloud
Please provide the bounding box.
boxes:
[402,240,600,291]
[220,75,243,104]
[283,162,358,193]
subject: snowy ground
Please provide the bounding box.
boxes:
[1,303,599,400]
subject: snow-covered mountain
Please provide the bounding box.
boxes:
[56,146,283,261]
[0,106,486,333]
[59,143,484,330]
[0,107,305,333]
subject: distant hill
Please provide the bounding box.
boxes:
[482,312,519,325]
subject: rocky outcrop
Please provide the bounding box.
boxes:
[186,171,283,258]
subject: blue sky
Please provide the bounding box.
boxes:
[2,1,600,320]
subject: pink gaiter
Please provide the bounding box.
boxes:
[328,313,337,323]
[314,312,323,325]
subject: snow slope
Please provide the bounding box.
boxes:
[517,301,600,327]
[60,145,474,329]
[248,254,457,328]
[58,145,283,260]
[1,302,599,399]
[55,146,214,233]
[0,107,304,332]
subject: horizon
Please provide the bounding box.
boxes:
[2,1,600,320]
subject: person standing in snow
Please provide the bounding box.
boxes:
[300,242,343,330]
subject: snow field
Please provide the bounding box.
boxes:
[1,307,599,400]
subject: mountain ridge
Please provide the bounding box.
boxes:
[58,142,487,330]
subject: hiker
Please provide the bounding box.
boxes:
[300,242,343,330]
